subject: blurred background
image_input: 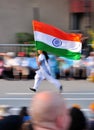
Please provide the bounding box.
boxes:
[0,1,94,129]
[0,0,94,55]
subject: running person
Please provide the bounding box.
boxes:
[29,50,63,93]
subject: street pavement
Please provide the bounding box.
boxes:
[0,79,94,117]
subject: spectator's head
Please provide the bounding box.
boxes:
[89,102,94,112]
[69,107,87,130]
[72,104,81,109]
[0,115,23,130]
[88,102,94,121]
[19,106,29,117]
[30,91,71,130]
[19,106,31,122]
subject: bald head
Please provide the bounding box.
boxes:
[29,91,70,130]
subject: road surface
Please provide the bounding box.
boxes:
[0,79,94,117]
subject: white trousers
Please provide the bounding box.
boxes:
[33,70,62,90]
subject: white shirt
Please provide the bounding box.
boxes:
[38,54,51,74]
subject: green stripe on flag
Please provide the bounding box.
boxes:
[36,41,81,60]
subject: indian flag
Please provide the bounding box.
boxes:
[32,20,82,60]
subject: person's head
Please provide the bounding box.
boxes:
[89,103,94,113]
[0,115,23,130]
[37,50,49,62]
[29,52,36,57]
[37,50,43,55]
[69,107,87,130]
[29,91,70,130]
[19,106,29,118]
[72,104,81,109]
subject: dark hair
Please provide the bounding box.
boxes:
[69,107,87,130]
[0,115,23,130]
[43,51,49,62]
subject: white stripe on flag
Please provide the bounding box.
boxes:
[34,31,81,53]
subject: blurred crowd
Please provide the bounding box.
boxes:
[0,52,39,80]
[0,51,94,82]
[0,92,94,130]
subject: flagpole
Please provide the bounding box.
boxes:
[32,20,38,56]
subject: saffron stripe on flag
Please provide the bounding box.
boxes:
[33,20,82,42]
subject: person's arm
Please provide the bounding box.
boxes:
[36,54,45,67]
